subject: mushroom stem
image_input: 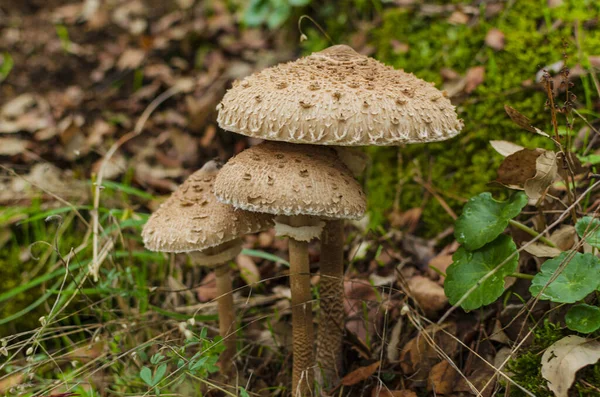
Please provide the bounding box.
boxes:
[316,219,345,386]
[288,215,316,396]
[215,263,236,374]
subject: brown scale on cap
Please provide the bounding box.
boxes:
[213,141,367,220]
[217,44,463,146]
[141,161,274,254]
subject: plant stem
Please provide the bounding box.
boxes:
[509,272,534,280]
[508,219,557,248]
[288,215,315,396]
[316,220,344,387]
[215,263,236,375]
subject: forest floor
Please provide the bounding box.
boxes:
[2,1,600,396]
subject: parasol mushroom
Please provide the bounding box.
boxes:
[141,161,273,374]
[213,141,366,396]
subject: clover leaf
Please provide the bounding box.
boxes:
[445,234,519,311]
[575,216,600,248]
[565,304,600,334]
[530,252,600,303]
[455,192,528,251]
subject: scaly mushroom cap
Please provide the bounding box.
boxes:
[142,161,274,253]
[217,44,463,146]
[213,141,367,220]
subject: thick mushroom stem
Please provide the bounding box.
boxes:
[190,239,242,375]
[276,215,324,396]
[316,219,345,386]
[214,263,236,371]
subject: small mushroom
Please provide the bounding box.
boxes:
[213,142,366,396]
[141,161,274,374]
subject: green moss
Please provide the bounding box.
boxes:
[504,320,600,396]
[306,0,600,235]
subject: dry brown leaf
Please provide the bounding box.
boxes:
[485,28,505,51]
[465,66,485,93]
[400,323,458,382]
[407,275,448,314]
[0,138,29,155]
[428,360,458,394]
[524,150,558,200]
[489,140,525,157]
[497,148,543,186]
[344,279,378,344]
[341,361,380,386]
[0,372,23,394]
[196,271,217,302]
[371,388,417,397]
[428,253,453,283]
[454,366,497,397]
[448,11,469,24]
[504,105,549,137]
[237,254,260,285]
[522,242,562,258]
[542,336,600,397]
[550,225,576,251]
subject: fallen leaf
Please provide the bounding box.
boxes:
[524,150,558,200]
[448,11,469,25]
[454,366,497,397]
[497,148,544,186]
[485,28,505,51]
[371,389,416,397]
[0,137,29,155]
[504,105,549,137]
[427,360,458,394]
[407,275,448,314]
[428,253,453,283]
[550,225,576,251]
[341,361,380,386]
[522,242,562,258]
[196,271,217,302]
[541,335,600,397]
[237,254,260,285]
[400,323,458,382]
[465,66,485,93]
[490,140,525,157]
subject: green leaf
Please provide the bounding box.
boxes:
[289,0,310,5]
[266,1,291,29]
[153,363,167,385]
[575,216,600,248]
[140,367,153,386]
[566,304,600,334]
[444,234,518,311]
[239,387,251,397]
[530,252,600,303]
[455,192,528,251]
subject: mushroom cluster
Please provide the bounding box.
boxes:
[214,44,463,394]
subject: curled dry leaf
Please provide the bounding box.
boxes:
[496,148,544,186]
[504,105,549,137]
[340,361,380,386]
[489,140,525,157]
[524,150,558,201]
[465,66,485,93]
[541,335,600,397]
[485,28,505,51]
[371,389,416,397]
[236,254,260,286]
[427,360,458,394]
[407,275,448,314]
[400,323,458,382]
[522,242,562,258]
[550,225,576,251]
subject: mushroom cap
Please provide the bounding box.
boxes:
[217,44,463,146]
[141,161,274,253]
[213,142,367,220]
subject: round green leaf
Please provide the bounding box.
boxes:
[455,192,528,251]
[529,252,600,303]
[445,234,519,311]
[575,216,600,248]
[566,304,600,334]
